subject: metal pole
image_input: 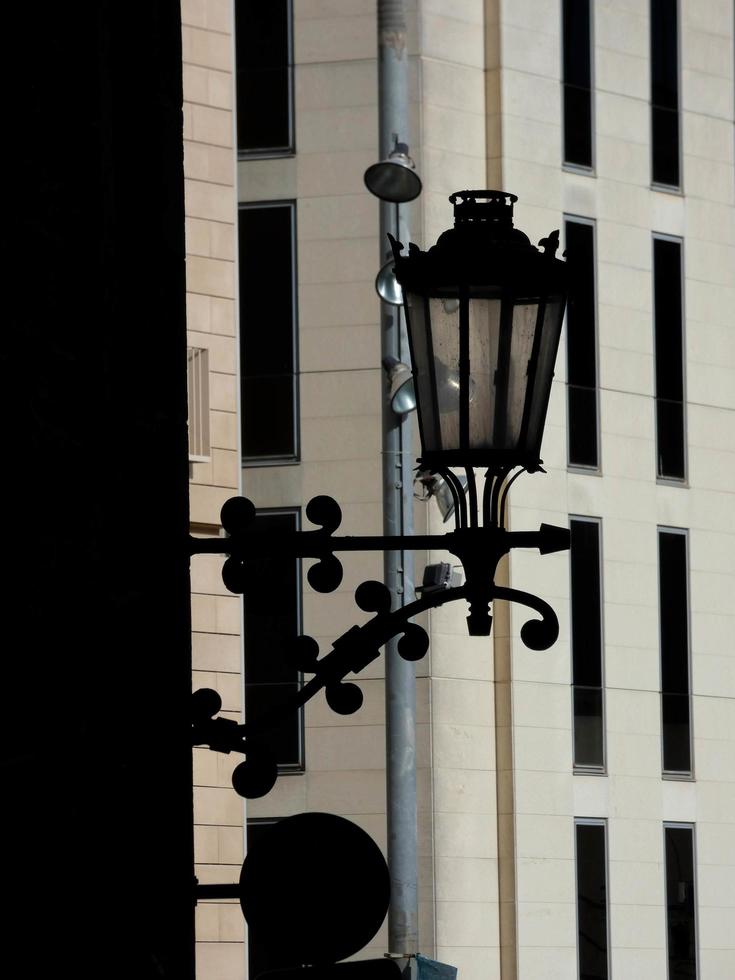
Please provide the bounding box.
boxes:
[378,0,418,959]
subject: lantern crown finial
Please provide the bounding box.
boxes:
[448,190,518,228]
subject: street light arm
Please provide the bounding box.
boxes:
[192,582,466,758]
[188,494,569,636]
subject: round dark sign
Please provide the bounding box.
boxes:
[240,812,390,968]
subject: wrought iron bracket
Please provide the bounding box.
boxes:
[188,482,569,638]
[189,485,570,800]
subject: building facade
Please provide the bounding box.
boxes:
[185,2,735,978]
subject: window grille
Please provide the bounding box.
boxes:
[187,346,210,462]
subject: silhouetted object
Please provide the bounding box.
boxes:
[388,192,567,474]
[192,487,569,797]
[5,2,192,978]
[193,485,567,644]
[191,192,572,802]
[240,813,392,970]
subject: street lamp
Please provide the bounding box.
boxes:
[382,355,416,415]
[389,190,566,474]
[363,140,422,204]
[191,191,571,979]
[191,190,570,798]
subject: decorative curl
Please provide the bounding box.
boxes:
[492,585,559,650]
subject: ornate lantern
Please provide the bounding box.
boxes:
[390,191,567,473]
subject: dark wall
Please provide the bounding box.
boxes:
[4,2,193,975]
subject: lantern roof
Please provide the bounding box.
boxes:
[389,190,566,297]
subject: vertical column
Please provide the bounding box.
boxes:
[378,0,418,959]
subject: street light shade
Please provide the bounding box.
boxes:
[375,258,404,305]
[364,142,422,203]
[389,191,568,472]
[383,356,416,415]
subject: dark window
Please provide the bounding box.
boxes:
[562,0,593,168]
[658,529,691,774]
[570,518,604,768]
[235,0,293,156]
[243,510,303,769]
[653,237,686,479]
[246,819,280,979]
[651,0,680,186]
[665,825,698,980]
[575,821,609,980]
[565,219,598,468]
[239,203,298,461]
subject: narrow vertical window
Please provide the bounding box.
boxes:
[243,510,303,770]
[565,218,598,469]
[651,0,680,186]
[653,236,686,480]
[664,825,698,979]
[562,0,593,168]
[658,529,691,774]
[570,517,605,769]
[235,0,293,156]
[575,821,609,980]
[239,202,299,462]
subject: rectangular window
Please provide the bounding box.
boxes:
[570,518,605,769]
[186,346,210,462]
[658,528,691,774]
[235,0,293,156]
[239,202,299,462]
[575,820,609,980]
[246,819,280,979]
[562,0,593,168]
[565,218,599,469]
[651,0,680,187]
[653,236,686,480]
[243,510,303,770]
[664,825,698,979]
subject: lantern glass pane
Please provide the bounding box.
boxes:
[525,297,565,455]
[428,296,461,449]
[503,301,540,448]
[468,298,502,450]
[404,291,441,452]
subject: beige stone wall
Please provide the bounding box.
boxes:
[501,1,735,978]
[182,1,244,978]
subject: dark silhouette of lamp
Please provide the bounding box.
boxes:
[389,190,567,473]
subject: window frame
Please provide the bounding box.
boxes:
[235,0,295,160]
[569,515,607,773]
[574,818,611,980]
[652,233,687,485]
[242,507,305,773]
[239,199,300,466]
[561,0,596,174]
[564,215,601,473]
[657,526,694,779]
[663,822,700,980]
[650,0,682,192]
